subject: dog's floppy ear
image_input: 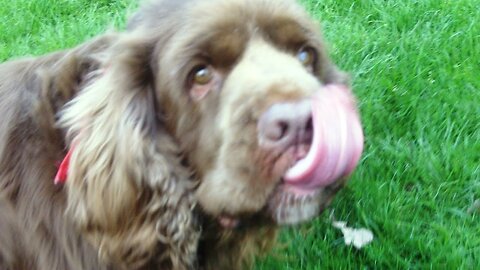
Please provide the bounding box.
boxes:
[58,33,199,269]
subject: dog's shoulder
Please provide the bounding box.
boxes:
[0,34,120,198]
[0,34,119,138]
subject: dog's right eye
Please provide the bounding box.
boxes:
[191,65,213,85]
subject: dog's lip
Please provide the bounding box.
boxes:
[283,85,364,189]
[217,215,240,229]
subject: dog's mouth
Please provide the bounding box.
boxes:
[269,85,364,224]
[214,86,364,228]
[283,86,364,192]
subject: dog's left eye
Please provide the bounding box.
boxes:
[297,47,316,67]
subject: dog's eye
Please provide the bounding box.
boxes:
[192,65,213,85]
[297,47,316,67]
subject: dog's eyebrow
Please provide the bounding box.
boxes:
[260,16,315,50]
[172,14,316,78]
[201,27,248,68]
[176,23,248,72]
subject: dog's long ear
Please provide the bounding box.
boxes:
[58,33,199,269]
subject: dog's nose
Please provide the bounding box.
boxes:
[258,100,313,148]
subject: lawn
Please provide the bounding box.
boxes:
[1,0,478,269]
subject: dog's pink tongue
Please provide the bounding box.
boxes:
[284,85,364,188]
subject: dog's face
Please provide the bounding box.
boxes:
[150,0,364,225]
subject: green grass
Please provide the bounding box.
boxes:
[1,0,479,268]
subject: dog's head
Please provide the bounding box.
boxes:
[58,0,363,266]
[133,0,364,225]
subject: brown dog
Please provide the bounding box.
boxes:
[0,0,364,269]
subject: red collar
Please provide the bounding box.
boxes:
[54,148,73,185]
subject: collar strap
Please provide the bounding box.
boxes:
[54,148,73,185]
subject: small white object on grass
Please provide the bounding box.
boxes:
[332,221,374,249]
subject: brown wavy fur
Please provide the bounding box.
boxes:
[0,0,347,269]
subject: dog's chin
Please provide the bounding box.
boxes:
[266,180,343,225]
[215,155,347,227]
[262,138,349,225]
[211,174,345,228]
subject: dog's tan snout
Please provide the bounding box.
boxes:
[257,100,313,149]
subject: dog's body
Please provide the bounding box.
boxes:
[0,0,364,269]
[0,36,119,269]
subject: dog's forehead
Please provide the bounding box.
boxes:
[166,0,319,64]
[185,0,315,34]
[155,0,324,84]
